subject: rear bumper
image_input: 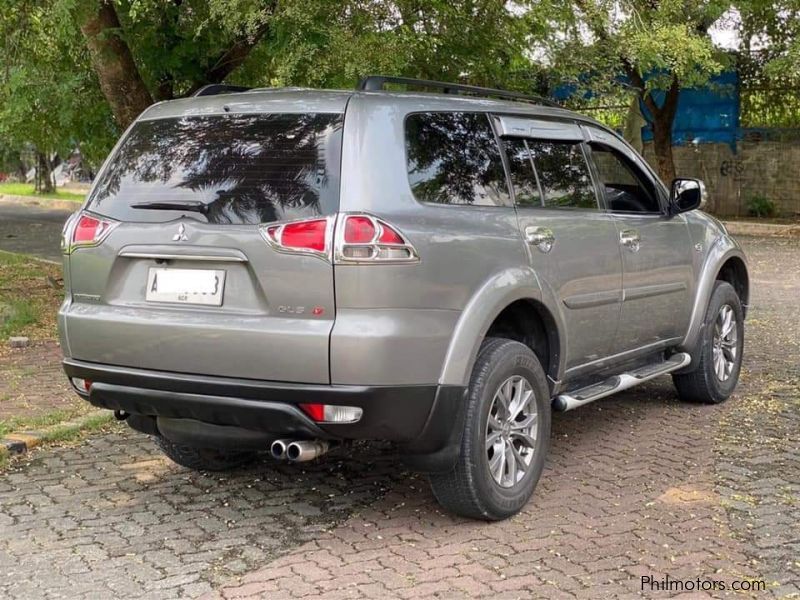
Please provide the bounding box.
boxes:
[62,359,465,460]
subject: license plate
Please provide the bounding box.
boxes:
[146,268,225,306]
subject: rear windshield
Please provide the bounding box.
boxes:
[87,113,343,225]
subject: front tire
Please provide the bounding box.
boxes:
[154,436,258,471]
[673,281,744,404]
[430,338,551,520]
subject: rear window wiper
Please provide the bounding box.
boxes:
[131,201,209,214]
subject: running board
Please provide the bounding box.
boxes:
[553,352,691,412]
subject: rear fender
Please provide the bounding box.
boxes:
[438,266,566,389]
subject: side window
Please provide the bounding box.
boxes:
[590,144,661,213]
[502,138,541,207]
[405,112,510,206]
[527,141,597,209]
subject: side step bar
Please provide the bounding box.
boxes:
[553,352,691,412]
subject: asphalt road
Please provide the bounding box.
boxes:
[0,203,74,263]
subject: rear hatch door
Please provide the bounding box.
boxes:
[64,108,343,384]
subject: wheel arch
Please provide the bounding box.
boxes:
[438,267,565,393]
[484,299,561,389]
[679,235,749,366]
[715,255,749,317]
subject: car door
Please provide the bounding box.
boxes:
[494,115,623,373]
[582,125,694,354]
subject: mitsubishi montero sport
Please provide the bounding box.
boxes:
[59,77,749,520]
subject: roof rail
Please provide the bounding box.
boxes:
[192,84,252,97]
[357,75,560,108]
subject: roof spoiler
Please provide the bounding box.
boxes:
[192,84,252,97]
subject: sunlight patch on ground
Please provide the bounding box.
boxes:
[657,485,717,505]
[120,456,172,483]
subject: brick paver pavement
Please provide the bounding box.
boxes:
[0,236,797,599]
[0,341,80,421]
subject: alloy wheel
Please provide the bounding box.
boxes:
[485,375,539,488]
[712,304,738,381]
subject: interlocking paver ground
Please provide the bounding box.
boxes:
[714,236,800,598]
[0,433,405,599]
[0,341,80,421]
[0,236,797,599]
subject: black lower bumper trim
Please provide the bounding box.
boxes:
[63,359,448,443]
[88,381,327,438]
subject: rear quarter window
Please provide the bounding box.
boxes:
[404,112,510,206]
[87,113,343,225]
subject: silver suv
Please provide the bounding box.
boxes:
[59,77,748,520]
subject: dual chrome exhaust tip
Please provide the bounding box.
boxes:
[270,439,330,462]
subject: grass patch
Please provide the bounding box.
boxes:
[0,411,115,470]
[0,406,93,437]
[0,250,63,340]
[0,182,85,201]
[38,412,114,443]
[0,300,37,338]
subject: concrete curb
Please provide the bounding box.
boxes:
[0,410,114,459]
[722,220,800,237]
[0,194,83,212]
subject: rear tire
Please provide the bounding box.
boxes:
[673,281,744,404]
[154,436,258,471]
[430,337,551,521]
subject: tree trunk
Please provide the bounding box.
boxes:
[640,77,681,184]
[77,0,153,128]
[36,152,54,194]
[651,112,676,183]
[186,16,275,96]
[14,155,27,181]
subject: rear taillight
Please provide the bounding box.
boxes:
[299,403,363,424]
[334,214,419,263]
[63,212,118,254]
[343,216,375,243]
[259,214,418,264]
[260,216,334,259]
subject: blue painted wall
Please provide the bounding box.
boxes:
[639,71,739,148]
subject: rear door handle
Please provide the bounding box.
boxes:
[524,226,555,253]
[620,229,641,252]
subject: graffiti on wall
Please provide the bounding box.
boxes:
[720,158,745,178]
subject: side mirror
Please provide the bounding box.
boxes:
[669,178,707,215]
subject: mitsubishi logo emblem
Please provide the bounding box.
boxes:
[172,223,188,242]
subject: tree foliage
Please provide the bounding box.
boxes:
[254,1,541,90]
[0,0,113,179]
[0,0,794,189]
[527,0,730,181]
[1,0,542,177]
